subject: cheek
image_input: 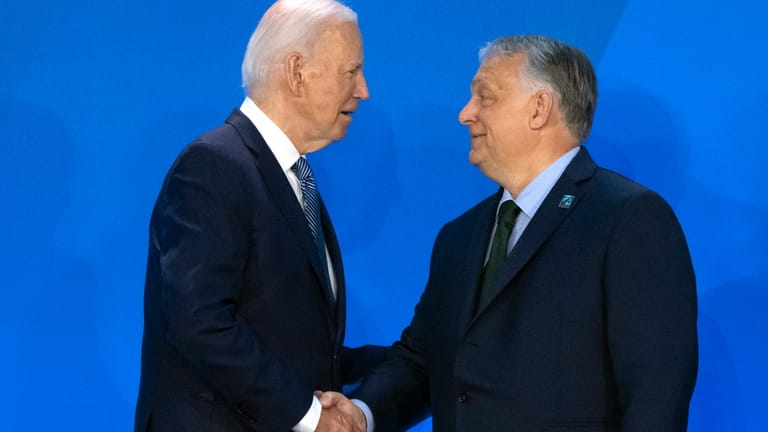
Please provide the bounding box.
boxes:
[322,86,348,113]
[482,117,516,156]
[483,110,518,138]
[342,79,357,98]
[477,112,498,139]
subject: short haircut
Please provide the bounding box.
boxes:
[480,35,598,142]
[241,0,357,97]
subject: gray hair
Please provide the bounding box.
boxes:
[479,35,598,142]
[241,0,357,97]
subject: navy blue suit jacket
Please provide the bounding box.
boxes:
[353,147,698,432]
[135,109,386,432]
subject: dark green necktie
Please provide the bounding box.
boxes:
[477,200,521,312]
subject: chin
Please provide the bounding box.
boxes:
[333,128,349,141]
[468,150,483,167]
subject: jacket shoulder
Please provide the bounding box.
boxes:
[590,166,671,209]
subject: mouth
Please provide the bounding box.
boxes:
[341,110,355,117]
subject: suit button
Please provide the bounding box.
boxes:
[458,392,469,404]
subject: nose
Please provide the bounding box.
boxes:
[458,98,477,125]
[355,71,370,100]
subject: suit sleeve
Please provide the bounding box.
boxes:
[350,307,432,432]
[153,141,311,430]
[341,344,391,385]
[349,228,452,432]
[604,191,698,432]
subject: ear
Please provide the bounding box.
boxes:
[529,90,553,130]
[285,52,305,96]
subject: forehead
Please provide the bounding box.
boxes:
[471,53,526,90]
[314,21,363,58]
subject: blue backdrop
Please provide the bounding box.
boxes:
[2,1,766,430]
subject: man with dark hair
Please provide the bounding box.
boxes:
[321,34,698,432]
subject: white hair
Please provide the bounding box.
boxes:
[241,0,357,97]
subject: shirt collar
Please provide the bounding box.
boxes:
[239,97,301,173]
[500,146,581,218]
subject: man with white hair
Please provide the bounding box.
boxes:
[135,1,385,431]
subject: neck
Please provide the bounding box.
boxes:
[496,139,578,198]
[253,92,311,154]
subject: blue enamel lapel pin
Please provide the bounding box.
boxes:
[558,194,575,209]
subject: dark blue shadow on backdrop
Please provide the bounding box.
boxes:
[3,0,768,431]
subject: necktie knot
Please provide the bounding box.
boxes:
[497,200,521,229]
[291,157,313,182]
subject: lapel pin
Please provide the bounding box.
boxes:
[558,194,575,209]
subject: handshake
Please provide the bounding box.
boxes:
[315,391,367,432]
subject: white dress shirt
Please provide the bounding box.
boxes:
[239,97,336,432]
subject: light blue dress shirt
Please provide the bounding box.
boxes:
[487,146,581,260]
[356,146,582,432]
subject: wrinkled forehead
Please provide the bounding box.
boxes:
[471,53,526,89]
[315,21,363,54]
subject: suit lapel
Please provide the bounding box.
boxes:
[225,110,336,313]
[321,198,345,339]
[455,191,503,336]
[473,148,598,317]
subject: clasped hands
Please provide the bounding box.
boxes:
[314,390,367,432]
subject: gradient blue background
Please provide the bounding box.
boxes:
[2,1,766,430]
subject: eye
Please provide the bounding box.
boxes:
[345,65,362,79]
[478,92,494,105]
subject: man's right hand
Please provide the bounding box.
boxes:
[315,391,366,432]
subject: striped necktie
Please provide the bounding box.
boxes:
[292,157,333,304]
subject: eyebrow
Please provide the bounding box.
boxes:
[471,78,490,92]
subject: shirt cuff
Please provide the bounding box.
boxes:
[292,395,322,432]
[352,399,375,432]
